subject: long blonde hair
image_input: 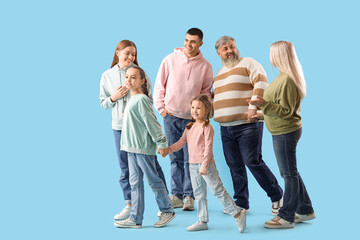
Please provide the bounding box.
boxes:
[270,41,306,100]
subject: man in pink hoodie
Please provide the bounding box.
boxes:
[154,28,213,211]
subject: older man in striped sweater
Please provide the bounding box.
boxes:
[213,36,283,215]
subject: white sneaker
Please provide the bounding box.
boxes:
[154,212,176,228]
[114,218,142,228]
[235,208,246,233]
[223,207,249,215]
[183,196,194,211]
[295,212,316,223]
[169,195,183,208]
[272,196,284,216]
[114,206,131,220]
[186,221,208,231]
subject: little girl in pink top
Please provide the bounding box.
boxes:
[159,95,246,232]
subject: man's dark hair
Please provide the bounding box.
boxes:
[187,28,203,41]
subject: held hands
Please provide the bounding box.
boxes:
[248,112,263,122]
[157,148,170,157]
[247,109,258,123]
[247,96,265,108]
[110,85,129,102]
[247,96,265,123]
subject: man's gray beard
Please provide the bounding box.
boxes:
[221,54,241,68]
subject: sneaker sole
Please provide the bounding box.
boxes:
[114,223,142,228]
[154,214,176,228]
[264,223,294,229]
[187,226,208,231]
[182,207,194,211]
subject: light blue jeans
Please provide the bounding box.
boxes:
[189,163,240,222]
[128,152,174,224]
[113,130,168,205]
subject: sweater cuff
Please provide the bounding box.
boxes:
[248,104,257,110]
[108,97,116,106]
[158,143,167,149]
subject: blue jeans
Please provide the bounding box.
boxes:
[113,130,168,204]
[190,163,240,222]
[272,128,314,222]
[128,153,174,224]
[221,122,283,209]
[163,115,193,199]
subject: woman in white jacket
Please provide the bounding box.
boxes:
[99,40,168,222]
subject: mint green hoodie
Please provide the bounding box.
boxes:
[120,94,167,155]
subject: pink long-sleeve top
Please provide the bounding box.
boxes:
[168,123,215,171]
[154,48,213,119]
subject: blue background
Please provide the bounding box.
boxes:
[1,0,359,239]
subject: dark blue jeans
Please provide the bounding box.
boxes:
[163,115,193,199]
[113,130,168,203]
[221,122,283,209]
[272,128,314,222]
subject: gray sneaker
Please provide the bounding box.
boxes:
[169,195,183,208]
[235,208,246,233]
[114,218,142,228]
[186,221,208,231]
[183,196,194,211]
[154,212,176,228]
[295,212,316,223]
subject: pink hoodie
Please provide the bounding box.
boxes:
[154,48,213,119]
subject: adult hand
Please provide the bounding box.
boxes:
[247,109,258,122]
[247,96,265,108]
[110,85,129,102]
[160,109,170,118]
[249,111,264,122]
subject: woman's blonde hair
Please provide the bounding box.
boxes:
[186,95,214,129]
[270,41,306,100]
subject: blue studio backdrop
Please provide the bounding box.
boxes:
[1,0,359,239]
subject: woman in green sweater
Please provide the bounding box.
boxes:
[249,41,315,229]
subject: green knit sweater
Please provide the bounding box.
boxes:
[120,94,167,155]
[261,72,302,135]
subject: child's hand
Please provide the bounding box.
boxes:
[199,165,208,176]
[157,148,169,157]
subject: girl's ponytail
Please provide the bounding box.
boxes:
[186,118,195,129]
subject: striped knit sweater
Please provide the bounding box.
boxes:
[213,57,268,125]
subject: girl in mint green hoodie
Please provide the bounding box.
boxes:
[100,40,167,222]
[114,66,175,229]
